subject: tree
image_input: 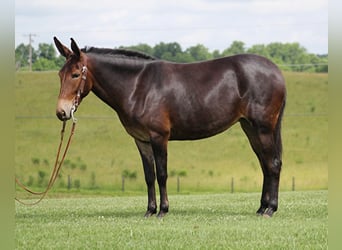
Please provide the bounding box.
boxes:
[32,58,57,71]
[185,44,212,61]
[315,54,328,73]
[54,56,65,69]
[212,49,222,59]
[119,43,154,56]
[283,43,307,64]
[153,42,183,60]
[222,41,245,56]
[15,43,37,69]
[173,52,194,63]
[36,43,56,60]
[247,44,270,58]
[266,42,310,71]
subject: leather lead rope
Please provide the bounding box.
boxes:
[15,120,76,205]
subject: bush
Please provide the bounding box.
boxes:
[37,170,47,187]
[122,169,137,179]
[32,58,58,71]
[74,179,81,189]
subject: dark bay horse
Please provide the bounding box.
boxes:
[54,37,286,218]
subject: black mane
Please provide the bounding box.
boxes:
[82,47,156,61]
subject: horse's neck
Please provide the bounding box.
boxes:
[88,55,147,111]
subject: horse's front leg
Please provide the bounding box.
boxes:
[135,139,157,217]
[150,132,169,218]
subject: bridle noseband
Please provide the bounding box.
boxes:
[71,65,87,122]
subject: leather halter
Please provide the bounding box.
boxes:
[71,65,87,122]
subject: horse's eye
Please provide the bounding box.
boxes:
[72,73,80,79]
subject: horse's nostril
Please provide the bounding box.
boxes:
[56,109,67,121]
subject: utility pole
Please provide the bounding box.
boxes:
[24,33,37,71]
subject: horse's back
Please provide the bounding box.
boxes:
[158,54,285,95]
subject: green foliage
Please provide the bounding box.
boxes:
[32,58,58,71]
[122,169,137,179]
[170,170,187,177]
[154,42,182,59]
[31,157,40,165]
[36,43,56,60]
[15,191,327,249]
[15,43,37,69]
[247,44,270,58]
[63,157,87,171]
[37,170,47,187]
[26,176,34,187]
[15,41,327,72]
[222,40,246,56]
[178,170,187,177]
[119,43,154,56]
[185,44,212,61]
[74,179,81,189]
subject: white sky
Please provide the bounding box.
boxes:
[15,0,328,54]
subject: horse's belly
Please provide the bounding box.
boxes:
[169,114,239,141]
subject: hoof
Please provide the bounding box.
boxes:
[157,210,168,218]
[144,209,156,218]
[256,208,275,218]
[262,213,272,218]
[263,208,275,218]
[256,206,276,218]
[256,206,267,216]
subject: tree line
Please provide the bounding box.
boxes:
[15,40,327,72]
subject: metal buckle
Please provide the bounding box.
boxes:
[70,105,77,123]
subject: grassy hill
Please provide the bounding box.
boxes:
[15,71,328,194]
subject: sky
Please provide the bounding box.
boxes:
[15,0,328,54]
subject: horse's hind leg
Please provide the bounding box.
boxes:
[240,118,282,217]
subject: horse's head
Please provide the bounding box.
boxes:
[54,37,92,121]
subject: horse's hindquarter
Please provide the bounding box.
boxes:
[235,55,286,128]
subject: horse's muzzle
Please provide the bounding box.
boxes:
[56,108,70,121]
[56,99,74,121]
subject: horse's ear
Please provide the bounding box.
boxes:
[53,37,72,58]
[70,38,81,59]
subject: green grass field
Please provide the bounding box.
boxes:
[15,71,327,194]
[15,191,327,249]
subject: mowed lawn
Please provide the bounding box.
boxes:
[15,190,327,249]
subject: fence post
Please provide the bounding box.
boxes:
[177,176,180,193]
[122,176,125,192]
[231,177,234,193]
[292,176,295,191]
[67,175,71,190]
